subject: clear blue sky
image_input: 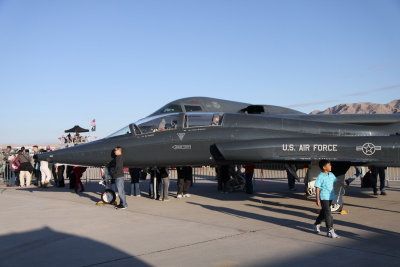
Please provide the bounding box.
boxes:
[1,0,399,144]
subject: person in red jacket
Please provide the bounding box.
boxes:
[73,166,87,193]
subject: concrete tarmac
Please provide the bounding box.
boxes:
[0,178,399,267]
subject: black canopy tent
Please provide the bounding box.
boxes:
[65,125,89,133]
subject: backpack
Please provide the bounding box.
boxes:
[361,171,376,188]
[140,171,148,180]
[159,168,169,178]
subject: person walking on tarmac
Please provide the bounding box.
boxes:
[313,160,340,238]
[112,147,128,209]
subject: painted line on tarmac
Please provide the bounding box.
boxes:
[82,229,262,267]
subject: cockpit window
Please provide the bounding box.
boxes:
[107,125,132,138]
[135,113,181,134]
[211,114,223,126]
[186,113,223,127]
[159,104,183,114]
[184,105,202,112]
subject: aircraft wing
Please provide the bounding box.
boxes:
[212,135,400,167]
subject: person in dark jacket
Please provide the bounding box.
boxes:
[159,167,170,201]
[112,147,127,209]
[3,146,13,184]
[66,165,76,189]
[73,166,86,193]
[15,147,33,187]
[176,166,192,198]
[129,168,142,197]
[32,145,41,186]
[244,165,255,194]
[55,163,65,187]
[217,165,230,193]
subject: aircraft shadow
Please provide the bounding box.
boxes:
[341,202,400,215]
[182,178,400,240]
[186,201,361,238]
[14,182,105,204]
[186,200,400,242]
[0,227,150,267]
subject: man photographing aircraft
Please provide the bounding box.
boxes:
[112,147,128,210]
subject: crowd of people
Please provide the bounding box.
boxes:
[1,145,89,193]
[60,133,91,145]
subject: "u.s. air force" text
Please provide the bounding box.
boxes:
[282,144,338,152]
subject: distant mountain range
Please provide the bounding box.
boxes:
[310,100,400,114]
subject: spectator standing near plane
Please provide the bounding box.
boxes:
[217,165,230,193]
[3,146,12,184]
[244,165,255,194]
[176,166,192,198]
[159,167,170,201]
[32,145,41,186]
[55,163,65,187]
[15,147,33,187]
[112,147,128,209]
[345,166,364,187]
[149,167,161,199]
[7,151,17,186]
[73,166,86,193]
[128,168,142,197]
[39,149,52,187]
[371,167,387,195]
[284,164,298,191]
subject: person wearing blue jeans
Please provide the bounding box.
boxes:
[112,147,127,209]
[345,166,363,186]
[285,164,298,191]
[371,167,387,196]
[129,168,142,197]
[244,165,255,194]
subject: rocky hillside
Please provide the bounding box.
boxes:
[311,100,400,114]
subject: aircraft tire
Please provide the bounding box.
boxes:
[101,189,116,204]
[331,202,343,212]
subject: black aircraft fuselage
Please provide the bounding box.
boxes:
[37,111,400,168]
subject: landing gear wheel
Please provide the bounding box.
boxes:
[101,189,116,204]
[331,202,343,212]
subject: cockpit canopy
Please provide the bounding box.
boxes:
[106,125,132,138]
[106,112,223,138]
[134,113,182,134]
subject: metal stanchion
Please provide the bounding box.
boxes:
[153,168,157,200]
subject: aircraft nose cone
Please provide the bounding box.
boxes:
[36,151,55,162]
[34,140,109,167]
